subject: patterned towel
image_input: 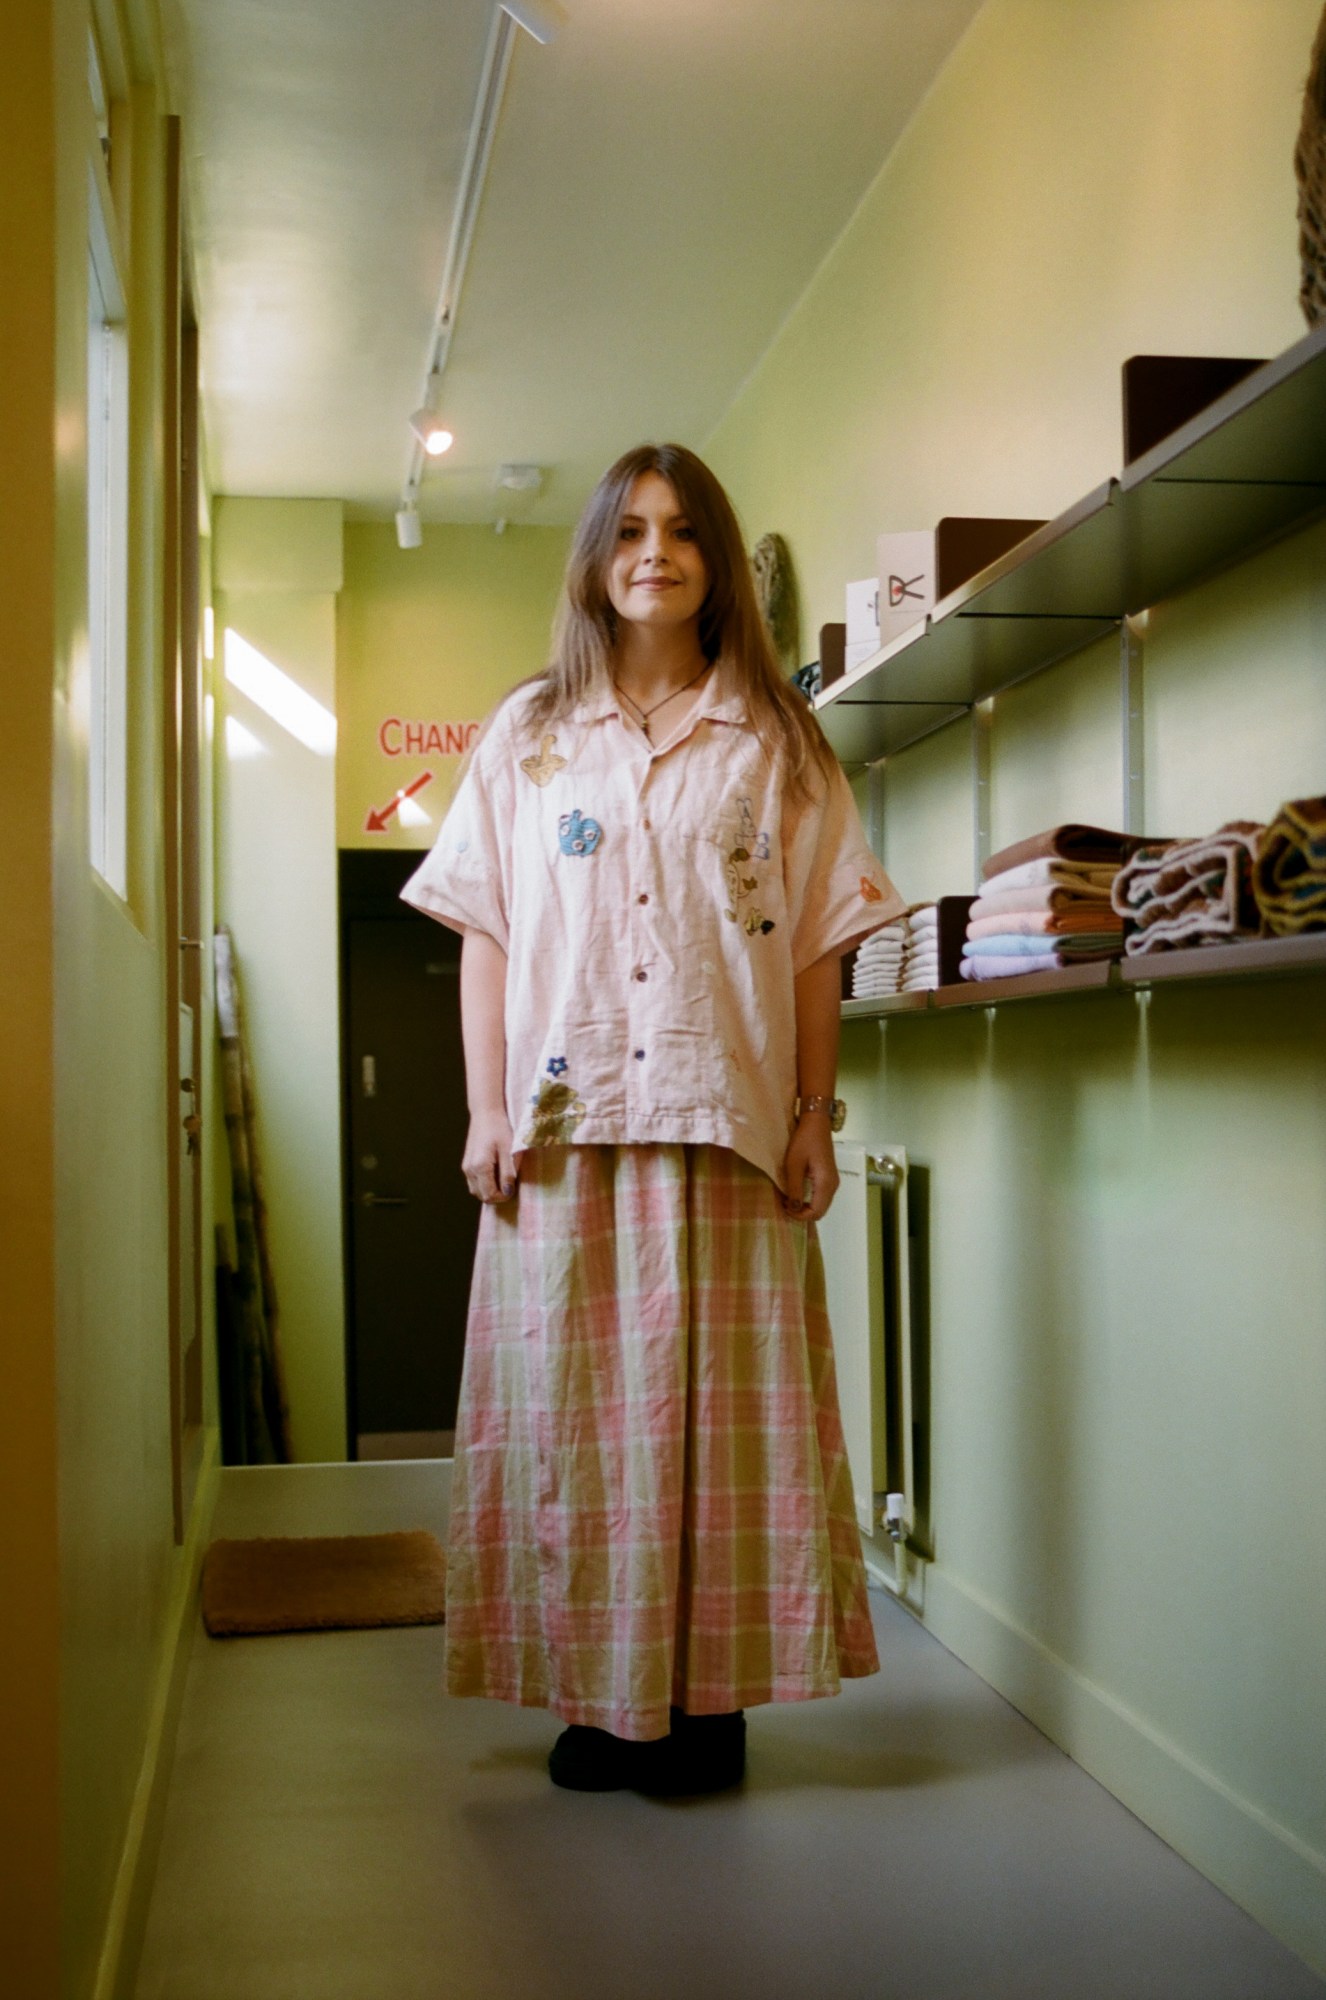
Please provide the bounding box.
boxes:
[1112,822,1266,955]
[1252,796,1326,934]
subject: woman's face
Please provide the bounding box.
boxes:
[604,471,709,637]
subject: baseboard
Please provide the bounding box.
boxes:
[922,1563,1326,1979]
[92,1427,222,2000]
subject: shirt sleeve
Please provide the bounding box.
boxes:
[399,710,514,949]
[785,760,906,973]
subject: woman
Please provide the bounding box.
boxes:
[402,442,904,1794]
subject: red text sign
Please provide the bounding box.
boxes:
[379,717,479,758]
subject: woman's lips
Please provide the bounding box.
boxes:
[633,577,676,590]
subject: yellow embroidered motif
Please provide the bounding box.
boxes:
[525,1077,586,1146]
[520,734,567,787]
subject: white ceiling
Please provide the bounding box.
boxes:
[172,0,984,524]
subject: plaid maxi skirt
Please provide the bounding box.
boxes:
[444,1142,880,1741]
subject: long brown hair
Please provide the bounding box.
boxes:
[521,443,834,799]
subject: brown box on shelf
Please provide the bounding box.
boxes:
[1121,355,1265,465]
[819,622,847,688]
[934,517,1046,602]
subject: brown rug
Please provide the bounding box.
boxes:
[202,1530,446,1637]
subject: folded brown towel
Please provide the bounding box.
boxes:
[982,823,1155,882]
[1112,823,1266,955]
[1252,796,1326,934]
[970,884,1121,921]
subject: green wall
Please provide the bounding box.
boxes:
[337,520,571,851]
[707,0,1326,1973]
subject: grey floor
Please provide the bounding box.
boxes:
[135,1462,1326,2000]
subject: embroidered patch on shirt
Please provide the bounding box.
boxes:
[558,809,602,856]
[860,875,884,903]
[546,1055,568,1077]
[725,798,776,937]
[737,796,771,860]
[525,1076,586,1146]
[520,734,567,787]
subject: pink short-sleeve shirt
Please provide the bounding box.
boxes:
[401,675,904,1191]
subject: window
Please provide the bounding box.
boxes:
[87,164,129,897]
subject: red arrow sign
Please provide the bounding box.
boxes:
[364,769,434,834]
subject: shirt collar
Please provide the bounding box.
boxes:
[572,670,750,732]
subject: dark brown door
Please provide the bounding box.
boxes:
[342,862,478,1457]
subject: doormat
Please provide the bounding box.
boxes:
[202,1530,446,1637]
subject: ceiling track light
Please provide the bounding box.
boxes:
[500,0,566,45]
[395,1,560,541]
[409,409,454,456]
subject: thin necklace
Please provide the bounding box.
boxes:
[613,661,712,741]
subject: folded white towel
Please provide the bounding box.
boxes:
[981,857,1119,897]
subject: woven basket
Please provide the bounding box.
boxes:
[1296,1,1326,326]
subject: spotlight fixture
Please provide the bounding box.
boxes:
[395,504,423,550]
[493,463,544,535]
[409,409,454,457]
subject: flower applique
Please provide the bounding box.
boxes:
[860,875,884,904]
[725,797,776,937]
[558,808,602,856]
[520,734,567,787]
[546,1055,568,1077]
[525,1076,586,1146]
[454,838,470,855]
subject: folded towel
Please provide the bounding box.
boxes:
[906,904,939,929]
[966,908,1123,940]
[982,823,1155,881]
[961,952,1060,979]
[970,884,1119,921]
[1113,823,1265,955]
[1252,796,1326,934]
[964,931,1119,960]
[980,858,1120,897]
[853,978,902,998]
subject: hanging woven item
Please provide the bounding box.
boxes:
[215,925,293,1463]
[750,531,801,670]
[1296,0,1326,326]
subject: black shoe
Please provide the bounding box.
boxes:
[547,1725,641,1792]
[632,1709,746,1798]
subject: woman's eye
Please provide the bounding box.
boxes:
[674,525,695,541]
[619,525,641,541]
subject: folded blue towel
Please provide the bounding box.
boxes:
[964,930,1118,957]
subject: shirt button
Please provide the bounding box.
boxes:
[637,892,649,905]
[634,967,648,981]
[634,1049,646,1061]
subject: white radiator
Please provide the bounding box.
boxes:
[819,1142,915,1550]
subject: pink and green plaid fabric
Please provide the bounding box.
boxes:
[444,1143,879,1741]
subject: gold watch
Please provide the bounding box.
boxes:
[797,1095,847,1132]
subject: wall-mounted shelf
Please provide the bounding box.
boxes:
[817,319,1326,767]
[842,931,1326,1019]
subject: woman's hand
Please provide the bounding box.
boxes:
[781,1114,839,1222]
[462,1109,517,1204]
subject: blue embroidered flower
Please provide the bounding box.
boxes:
[558,809,602,856]
[546,1055,568,1077]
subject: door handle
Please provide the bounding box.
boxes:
[362,1191,408,1208]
